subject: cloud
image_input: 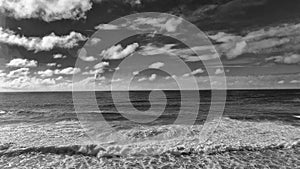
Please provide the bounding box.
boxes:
[215,68,224,75]
[100,43,139,60]
[139,44,218,61]
[183,68,204,77]
[182,73,190,77]
[226,41,247,59]
[54,67,81,75]
[81,56,97,62]
[165,75,177,80]
[93,0,142,7]
[0,70,5,77]
[6,58,37,67]
[209,32,238,43]
[209,23,300,59]
[46,63,57,67]
[278,80,285,84]
[83,61,109,76]
[78,48,97,62]
[37,69,54,77]
[93,62,109,77]
[97,76,106,81]
[148,62,164,69]
[137,77,147,82]
[95,24,120,30]
[133,71,139,75]
[149,74,157,81]
[40,78,56,85]
[56,76,63,81]
[1,76,56,89]
[0,68,60,90]
[90,38,101,45]
[94,61,109,70]
[128,17,182,32]
[53,54,67,59]
[191,68,205,75]
[0,0,92,22]
[6,68,30,78]
[0,28,86,52]
[290,80,300,84]
[164,18,183,32]
[96,16,182,33]
[111,78,122,82]
[266,54,300,64]
[139,44,176,56]
[82,70,97,75]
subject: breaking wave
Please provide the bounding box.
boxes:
[1,140,299,158]
[0,118,299,168]
[0,118,299,157]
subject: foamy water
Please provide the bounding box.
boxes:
[0,118,299,168]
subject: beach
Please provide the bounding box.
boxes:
[0,118,299,168]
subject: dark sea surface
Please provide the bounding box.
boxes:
[0,90,299,125]
[0,90,299,168]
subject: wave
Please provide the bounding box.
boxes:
[1,118,299,159]
[292,98,300,102]
[294,115,300,119]
[0,110,79,123]
[1,140,299,159]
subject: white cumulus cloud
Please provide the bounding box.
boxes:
[53,54,67,59]
[133,71,139,75]
[183,68,204,77]
[0,0,92,22]
[215,68,224,75]
[54,67,81,75]
[6,58,37,67]
[90,38,101,46]
[41,78,56,85]
[290,80,300,84]
[149,74,157,81]
[138,77,147,82]
[37,69,54,77]
[0,28,86,52]
[6,68,30,78]
[148,62,165,69]
[46,63,57,67]
[100,43,139,60]
[78,48,97,62]
[94,62,109,71]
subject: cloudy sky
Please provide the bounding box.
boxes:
[0,0,299,91]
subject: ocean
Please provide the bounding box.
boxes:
[0,90,299,168]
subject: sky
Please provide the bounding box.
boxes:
[0,0,299,92]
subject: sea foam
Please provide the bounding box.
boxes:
[0,118,299,158]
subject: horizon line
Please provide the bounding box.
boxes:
[0,87,299,93]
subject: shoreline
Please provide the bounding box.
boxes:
[0,118,299,156]
[0,118,299,168]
